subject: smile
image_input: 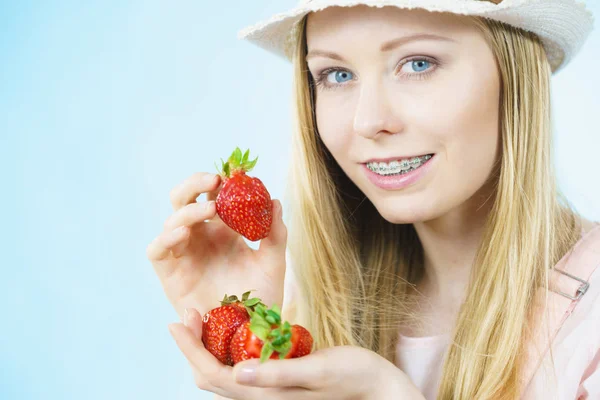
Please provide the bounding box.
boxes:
[366,154,433,176]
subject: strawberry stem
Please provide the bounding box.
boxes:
[217,147,258,178]
[219,291,266,314]
[265,310,281,325]
[260,343,275,362]
[248,303,295,362]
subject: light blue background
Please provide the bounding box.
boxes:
[2,1,599,399]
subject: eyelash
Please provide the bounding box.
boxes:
[312,56,439,91]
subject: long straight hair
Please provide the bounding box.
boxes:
[284,14,580,399]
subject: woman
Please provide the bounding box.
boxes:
[147,1,599,399]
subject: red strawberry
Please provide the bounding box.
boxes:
[230,304,313,365]
[215,147,273,242]
[201,291,264,366]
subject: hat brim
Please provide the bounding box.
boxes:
[238,0,594,73]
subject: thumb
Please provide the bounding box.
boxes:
[259,199,287,253]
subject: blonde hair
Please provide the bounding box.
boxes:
[284,13,581,400]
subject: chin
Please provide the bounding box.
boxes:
[369,195,442,225]
[371,201,430,225]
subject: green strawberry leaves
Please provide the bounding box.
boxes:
[220,291,265,314]
[245,298,262,307]
[248,303,294,362]
[265,309,281,325]
[243,156,258,171]
[233,148,243,165]
[218,147,258,177]
[260,342,275,362]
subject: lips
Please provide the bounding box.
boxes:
[362,153,436,190]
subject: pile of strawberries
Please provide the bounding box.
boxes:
[202,291,313,365]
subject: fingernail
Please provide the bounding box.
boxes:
[235,363,258,385]
[183,308,191,327]
[274,201,281,217]
[174,226,187,236]
[235,359,261,384]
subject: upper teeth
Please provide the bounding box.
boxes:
[367,154,432,175]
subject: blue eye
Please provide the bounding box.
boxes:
[411,60,430,72]
[327,70,353,84]
[400,59,432,74]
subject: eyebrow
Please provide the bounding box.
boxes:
[306,33,455,61]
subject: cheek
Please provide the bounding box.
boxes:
[378,67,500,222]
[414,61,500,152]
[315,98,355,159]
[442,69,500,174]
[429,65,501,211]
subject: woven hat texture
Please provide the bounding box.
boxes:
[238,0,594,73]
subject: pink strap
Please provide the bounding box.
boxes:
[520,224,600,395]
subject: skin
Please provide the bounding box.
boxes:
[167,7,499,399]
[307,5,594,337]
[168,308,425,400]
[306,6,501,335]
[159,5,596,399]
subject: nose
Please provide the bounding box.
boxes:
[353,81,405,139]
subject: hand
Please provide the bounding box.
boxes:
[146,172,287,319]
[168,308,425,400]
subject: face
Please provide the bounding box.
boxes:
[306,6,501,224]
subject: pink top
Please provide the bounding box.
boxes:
[395,223,600,399]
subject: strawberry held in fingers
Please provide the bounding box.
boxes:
[230,304,314,365]
[201,291,265,366]
[215,147,273,241]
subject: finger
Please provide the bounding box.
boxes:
[183,308,203,340]
[170,172,221,211]
[164,201,218,258]
[168,322,229,391]
[258,199,287,253]
[168,316,276,400]
[170,232,191,258]
[232,354,326,389]
[163,201,217,232]
[146,226,190,262]
[206,180,223,203]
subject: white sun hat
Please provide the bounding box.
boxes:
[238,0,594,73]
